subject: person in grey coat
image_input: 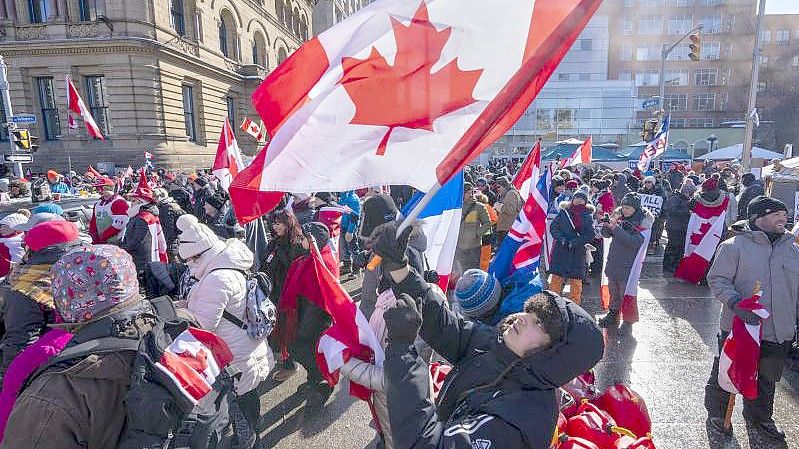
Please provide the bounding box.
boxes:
[597,193,654,333]
[704,196,798,445]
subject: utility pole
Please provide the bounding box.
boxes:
[0,56,21,177]
[742,0,767,171]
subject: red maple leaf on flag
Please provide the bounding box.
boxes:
[177,348,209,376]
[690,220,713,246]
[339,1,483,155]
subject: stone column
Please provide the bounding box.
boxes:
[46,0,58,20]
[57,0,67,21]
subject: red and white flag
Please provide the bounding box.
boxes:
[512,140,542,200]
[229,0,603,223]
[66,76,104,140]
[213,118,246,191]
[674,197,729,284]
[718,285,769,399]
[279,242,383,400]
[600,224,651,323]
[561,136,592,168]
[87,165,103,179]
[155,327,234,405]
[240,117,265,141]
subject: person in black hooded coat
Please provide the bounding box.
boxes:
[371,225,605,449]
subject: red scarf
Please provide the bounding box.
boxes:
[570,204,586,229]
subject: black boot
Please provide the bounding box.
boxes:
[597,310,620,328]
[746,420,786,442]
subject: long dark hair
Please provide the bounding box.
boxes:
[271,210,305,245]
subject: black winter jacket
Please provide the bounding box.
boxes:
[549,202,596,279]
[663,191,692,234]
[736,182,764,221]
[157,199,186,256]
[121,204,160,271]
[385,270,604,449]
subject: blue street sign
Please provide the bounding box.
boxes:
[642,97,661,110]
[10,114,37,124]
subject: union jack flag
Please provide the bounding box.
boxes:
[490,160,552,282]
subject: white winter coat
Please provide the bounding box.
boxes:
[186,238,274,395]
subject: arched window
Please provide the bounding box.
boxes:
[282,1,290,27]
[252,31,267,66]
[292,8,299,35]
[219,10,237,59]
[277,47,288,65]
[300,16,308,40]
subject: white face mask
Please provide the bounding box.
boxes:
[128,202,142,218]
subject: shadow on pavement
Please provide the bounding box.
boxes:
[593,328,637,389]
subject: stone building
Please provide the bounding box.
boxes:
[0,0,312,173]
[312,0,368,36]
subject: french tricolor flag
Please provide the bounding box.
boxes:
[402,171,464,292]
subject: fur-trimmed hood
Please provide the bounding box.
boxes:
[559,201,596,213]
[613,206,655,230]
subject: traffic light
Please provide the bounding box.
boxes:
[688,33,701,61]
[11,129,38,152]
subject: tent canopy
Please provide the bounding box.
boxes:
[542,143,627,162]
[702,144,782,161]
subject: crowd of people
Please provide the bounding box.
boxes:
[0,153,794,449]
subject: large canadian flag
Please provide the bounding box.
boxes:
[229,0,603,223]
[674,198,729,284]
[66,76,104,140]
[718,285,769,400]
[213,118,246,191]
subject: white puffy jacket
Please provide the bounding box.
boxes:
[186,238,274,395]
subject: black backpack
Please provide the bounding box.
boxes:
[23,297,236,449]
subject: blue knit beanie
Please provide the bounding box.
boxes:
[455,269,502,319]
[31,202,64,216]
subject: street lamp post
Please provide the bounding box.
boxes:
[659,24,704,112]
[707,134,718,154]
[689,143,695,161]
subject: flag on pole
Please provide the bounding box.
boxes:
[637,115,670,171]
[561,136,592,168]
[66,76,104,140]
[490,166,551,283]
[87,166,103,179]
[229,0,603,223]
[213,118,246,191]
[513,140,542,200]
[674,196,729,284]
[279,242,384,400]
[718,284,769,399]
[401,171,464,292]
[240,117,266,141]
[144,151,154,170]
[600,223,651,323]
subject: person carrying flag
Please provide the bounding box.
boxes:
[704,196,798,444]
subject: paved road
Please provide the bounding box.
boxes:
[256,257,799,449]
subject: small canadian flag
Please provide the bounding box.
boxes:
[240,117,265,142]
[66,76,104,140]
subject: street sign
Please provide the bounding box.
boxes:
[10,114,36,124]
[4,154,32,163]
[642,97,661,110]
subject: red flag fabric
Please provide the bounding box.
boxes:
[674,198,729,284]
[512,140,542,200]
[230,0,602,223]
[154,327,234,405]
[717,286,769,399]
[87,166,103,179]
[240,117,265,141]
[213,118,246,191]
[66,76,104,140]
[138,210,168,263]
[279,243,383,400]
[562,136,592,168]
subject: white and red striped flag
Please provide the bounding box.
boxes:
[229,0,603,223]
[240,117,265,141]
[213,118,246,191]
[279,242,383,400]
[674,195,729,284]
[600,222,651,323]
[718,284,769,399]
[512,140,542,200]
[66,76,104,140]
[561,135,592,168]
[155,327,234,405]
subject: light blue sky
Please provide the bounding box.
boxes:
[766,0,799,15]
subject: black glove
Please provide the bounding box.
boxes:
[384,293,422,346]
[372,224,413,272]
[730,299,760,325]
